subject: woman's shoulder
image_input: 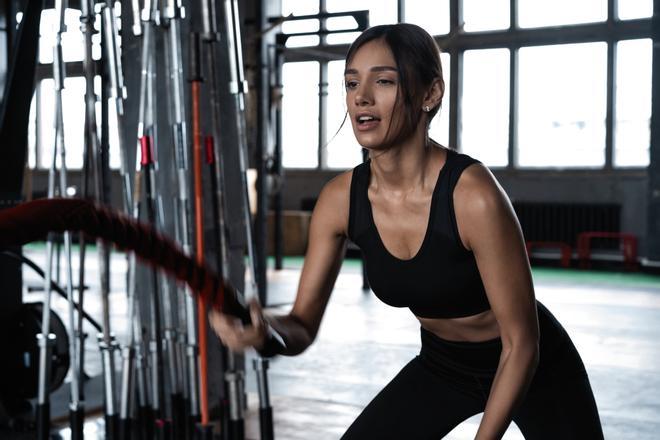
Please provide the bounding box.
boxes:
[453,158,505,209]
[313,168,354,236]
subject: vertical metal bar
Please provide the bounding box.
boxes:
[508,46,516,168]
[52,3,83,438]
[507,0,517,167]
[605,40,615,169]
[449,0,460,150]
[646,0,660,261]
[318,62,328,169]
[274,48,284,270]
[255,0,270,303]
[605,0,617,169]
[162,3,191,435]
[318,0,327,169]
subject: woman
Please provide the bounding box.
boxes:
[210,23,604,439]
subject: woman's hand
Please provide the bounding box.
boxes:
[209,297,268,353]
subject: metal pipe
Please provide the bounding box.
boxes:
[224,2,275,439]
[50,2,84,438]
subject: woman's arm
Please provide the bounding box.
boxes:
[454,164,540,440]
[209,171,351,356]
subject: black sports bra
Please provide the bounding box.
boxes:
[347,148,491,319]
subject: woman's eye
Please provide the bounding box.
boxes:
[377,78,395,85]
[345,80,358,90]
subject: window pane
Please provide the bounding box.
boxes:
[285,35,320,48]
[326,0,397,27]
[282,62,319,168]
[460,49,509,166]
[326,61,363,169]
[428,52,450,148]
[89,76,121,170]
[518,43,607,168]
[36,77,86,170]
[618,0,653,20]
[325,32,361,45]
[282,0,318,16]
[28,88,37,169]
[404,0,450,36]
[39,8,85,64]
[282,18,319,35]
[463,0,510,32]
[615,39,652,167]
[518,0,606,28]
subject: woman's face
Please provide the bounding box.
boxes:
[344,39,403,149]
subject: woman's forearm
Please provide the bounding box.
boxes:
[475,341,539,440]
[265,313,315,356]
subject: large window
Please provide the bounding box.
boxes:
[460,48,509,166]
[428,52,451,148]
[462,0,510,32]
[326,60,362,169]
[614,39,652,167]
[617,0,654,20]
[518,0,607,28]
[404,0,450,35]
[28,7,119,171]
[281,61,320,168]
[279,0,653,171]
[518,43,608,168]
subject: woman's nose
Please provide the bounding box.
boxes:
[354,84,373,106]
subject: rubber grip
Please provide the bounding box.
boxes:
[259,407,274,440]
[69,407,84,440]
[36,403,50,440]
[104,413,118,440]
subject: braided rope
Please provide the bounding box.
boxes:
[0,198,245,317]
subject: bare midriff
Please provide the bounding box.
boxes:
[417,309,501,342]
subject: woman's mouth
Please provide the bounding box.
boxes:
[356,115,381,131]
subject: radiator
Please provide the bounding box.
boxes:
[513,202,621,250]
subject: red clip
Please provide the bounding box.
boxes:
[140,136,153,166]
[204,136,215,165]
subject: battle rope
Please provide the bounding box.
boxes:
[0,198,247,319]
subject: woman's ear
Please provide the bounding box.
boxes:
[422,77,444,111]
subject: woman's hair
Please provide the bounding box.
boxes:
[345,23,445,144]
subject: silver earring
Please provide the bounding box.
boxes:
[424,105,431,112]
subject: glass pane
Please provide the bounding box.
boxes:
[463,0,510,32]
[93,77,123,170]
[404,0,450,36]
[39,8,85,64]
[285,35,320,47]
[282,0,319,16]
[326,0,397,27]
[37,77,86,170]
[28,89,37,169]
[282,18,319,35]
[460,49,509,166]
[282,62,319,168]
[428,52,450,148]
[325,32,361,45]
[517,43,607,168]
[618,0,653,20]
[518,0,606,28]
[615,39,652,167]
[326,60,363,169]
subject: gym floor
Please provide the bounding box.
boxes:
[21,247,660,439]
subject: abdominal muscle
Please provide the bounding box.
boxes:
[416,309,501,342]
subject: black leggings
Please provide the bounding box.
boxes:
[342,303,604,439]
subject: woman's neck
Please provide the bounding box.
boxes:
[368,132,441,195]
